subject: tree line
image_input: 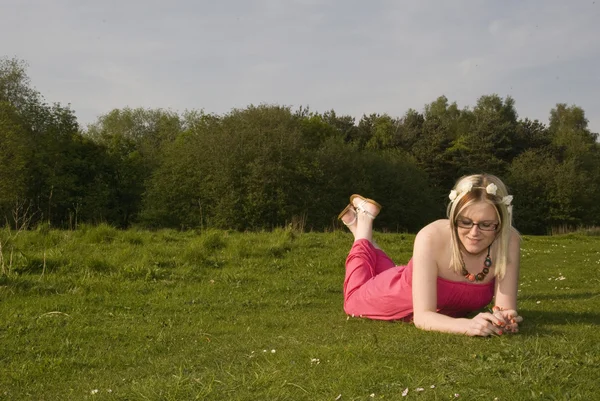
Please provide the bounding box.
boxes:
[1,57,599,234]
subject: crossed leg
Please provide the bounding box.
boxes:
[339,196,404,316]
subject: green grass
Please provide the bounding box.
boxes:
[0,227,599,400]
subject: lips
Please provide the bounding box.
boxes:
[463,238,485,251]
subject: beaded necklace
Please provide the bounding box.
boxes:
[462,245,492,282]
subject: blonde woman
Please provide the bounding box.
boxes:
[339,174,522,336]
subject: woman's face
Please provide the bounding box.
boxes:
[456,201,499,255]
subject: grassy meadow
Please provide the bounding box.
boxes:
[0,225,599,400]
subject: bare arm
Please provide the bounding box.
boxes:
[412,224,505,336]
[494,228,521,310]
[492,228,523,332]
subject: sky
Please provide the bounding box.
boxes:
[1,0,599,133]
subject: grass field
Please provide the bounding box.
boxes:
[0,225,599,400]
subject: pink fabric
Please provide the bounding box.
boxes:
[344,239,495,321]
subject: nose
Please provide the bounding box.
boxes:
[469,224,481,234]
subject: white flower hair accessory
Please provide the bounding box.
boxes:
[448,181,473,203]
[456,181,473,194]
[448,181,514,208]
[485,183,498,195]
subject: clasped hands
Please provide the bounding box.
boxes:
[467,306,523,337]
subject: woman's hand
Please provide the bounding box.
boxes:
[463,312,509,337]
[493,309,523,334]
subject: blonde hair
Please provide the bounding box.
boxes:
[446,174,513,278]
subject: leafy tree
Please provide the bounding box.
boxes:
[410,96,462,192]
[507,150,557,234]
[86,107,182,226]
[364,114,401,150]
[321,110,358,143]
[142,105,437,231]
[512,118,551,157]
[549,104,597,162]
[508,103,600,234]
[298,112,341,149]
[0,58,39,111]
[448,95,517,179]
[142,106,303,230]
[0,101,32,227]
[395,108,425,151]
[5,56,600,234]
[547,104,600,228]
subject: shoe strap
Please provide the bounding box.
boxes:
[356,200,376,220]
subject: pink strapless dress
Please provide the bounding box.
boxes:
[344,239,494,321]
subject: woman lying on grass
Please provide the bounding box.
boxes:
[339,173,523,336]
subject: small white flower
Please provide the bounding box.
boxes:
[416,387,424,392]
[455,394,460,398]
[370,393,375,398]
[456,181,473,194]
[271,349,276,353]
[502,195,513,205]
[486,183,498,195]
[449,190,458,201]
[402,388,409,396]
[430,385,436,388]
[91,389,99,395]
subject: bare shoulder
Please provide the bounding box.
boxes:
[509,226,521,243]
[506,226,521,253]
[415,219,450,247]
[417,219,450,238]
[413,219,450,275]
[507,226,522,261]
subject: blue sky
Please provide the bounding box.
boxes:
[2,0,599,133]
